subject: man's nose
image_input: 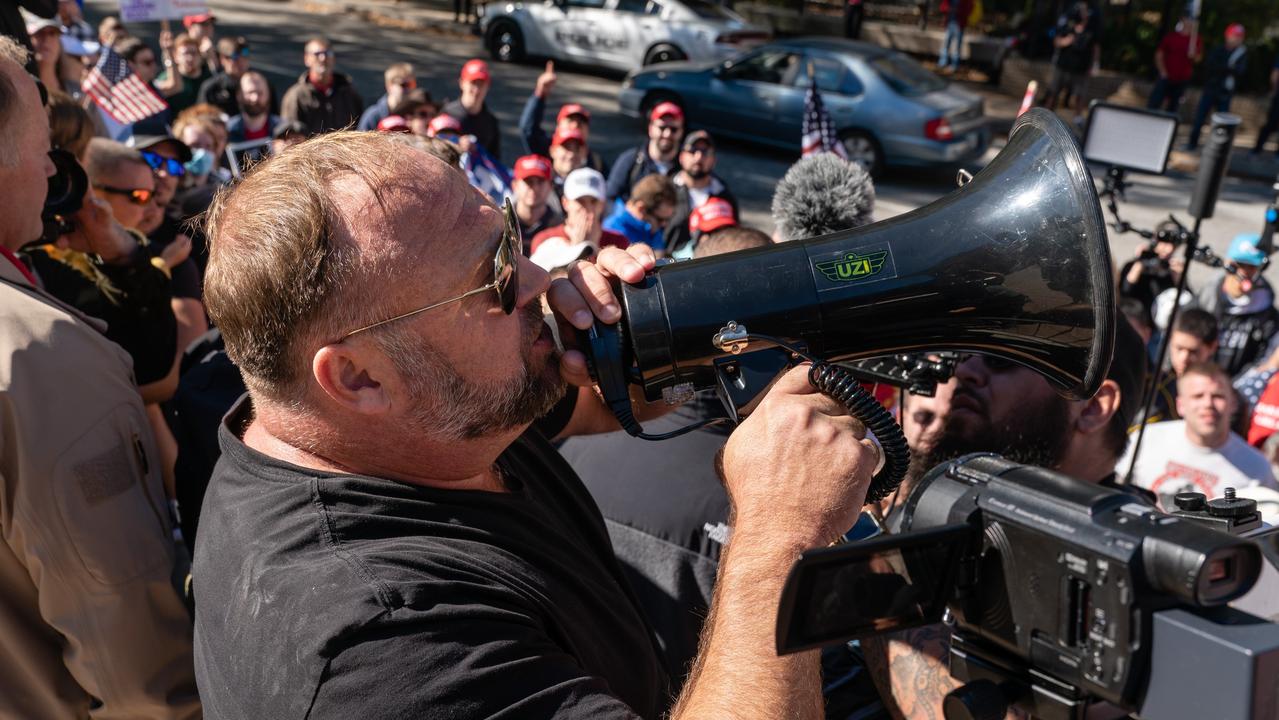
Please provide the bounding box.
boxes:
[516,254,550,308]
[953,355,988,387]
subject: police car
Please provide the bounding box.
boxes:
[479,0,769,71]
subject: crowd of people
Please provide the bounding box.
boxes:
[2,4,1279,720]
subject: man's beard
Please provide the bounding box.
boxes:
[241,101,267,118]
[684,166,710,181]
[377,302,566,441]
[906,390,1073,488]
[656,137,677,155]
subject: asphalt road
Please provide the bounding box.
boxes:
[86,0,1278,281]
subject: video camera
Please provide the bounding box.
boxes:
[40,148,88,243]
[776,454,1279,720]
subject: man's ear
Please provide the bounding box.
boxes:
[312,342,392,415]
[1076,378,1121,436]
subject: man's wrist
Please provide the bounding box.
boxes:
[729,514,832,556]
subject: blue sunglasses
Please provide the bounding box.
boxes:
[140,150,187,178]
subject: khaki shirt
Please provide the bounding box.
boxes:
[0,258,200,719]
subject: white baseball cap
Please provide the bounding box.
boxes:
[529,236,596,272]
[563,168,606,202]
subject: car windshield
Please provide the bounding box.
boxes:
[870,54,946,96]
[678,0,735,20]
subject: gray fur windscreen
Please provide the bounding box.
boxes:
[771,154,876,242]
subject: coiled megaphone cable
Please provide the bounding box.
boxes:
[709,331,909,506]
[581,320,910,504]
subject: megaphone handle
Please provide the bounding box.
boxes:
[807,362,910,505]
[577,320,732,441]
[576,321,646,437]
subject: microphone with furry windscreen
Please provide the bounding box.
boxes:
[577,109,1116,506]
[771,153,876,241]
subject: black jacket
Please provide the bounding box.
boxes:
[280,72,364,134]
[606,144,678,202]
[199,72,279,118]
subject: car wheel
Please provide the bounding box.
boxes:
[488,21,525,63]
[840,131,884,178]
[644,44,687,66]
[640,92,683,122]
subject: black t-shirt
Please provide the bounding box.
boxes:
[20,245,177,385]
[193,395,670,719]
[1117,257,1173,316]
[562,397,890,716]
[147,214,202,300]
[1054,22,1096,74]
[1203,45,1248,90]
[443,99,502,160]
[559,397,732,682]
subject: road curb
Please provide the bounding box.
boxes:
[300,0,478,38]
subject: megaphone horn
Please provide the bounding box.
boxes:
[581,109,1115,496]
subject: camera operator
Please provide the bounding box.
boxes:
[1191,233,1279,377]
[1117,219,1184,318]
[0,37,199,719]
[863,322,1149,720]
[192,131,882,718]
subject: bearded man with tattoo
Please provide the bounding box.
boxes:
[863,322,1150,720]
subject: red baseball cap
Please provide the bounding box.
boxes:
[376,115,410,133]
[460,59,491,83]
[428,114,463,137]
[690,198,736,234]
[514,154,553,182]
[649,101,684,123]
[1225,23,1246,39]
[551,127,585,148]
[557,103,590,124]
[183,13,216,27]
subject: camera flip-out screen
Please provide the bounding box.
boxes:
[775,524,969,654]
[1083,102,1178,175]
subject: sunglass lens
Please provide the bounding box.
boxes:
[499,200,521,314]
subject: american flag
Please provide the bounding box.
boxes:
[84,45,168,124]
[801,67,848,159]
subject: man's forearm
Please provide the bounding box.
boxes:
[865,623,1028,720]
[671,527,824,720]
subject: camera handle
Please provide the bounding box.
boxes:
[945,631,1090,720]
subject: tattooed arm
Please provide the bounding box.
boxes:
[862,623,954,720]
[863,624,1029,720]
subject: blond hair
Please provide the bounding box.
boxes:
[203,132,414,402]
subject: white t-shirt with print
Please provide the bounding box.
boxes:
[1117,421,1278,509]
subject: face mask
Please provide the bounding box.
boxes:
[185,148,213,176]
